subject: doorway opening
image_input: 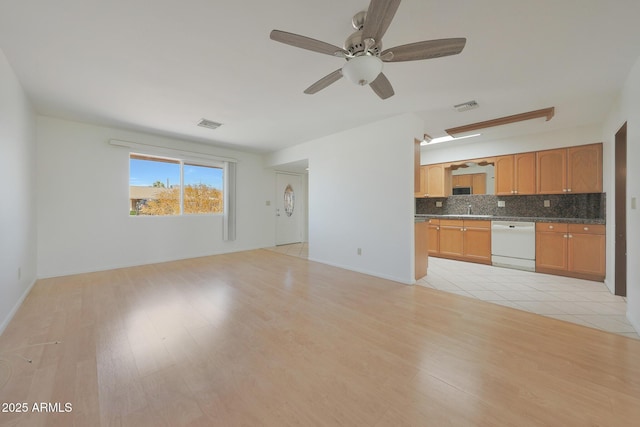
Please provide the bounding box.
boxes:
[615,122,627,296]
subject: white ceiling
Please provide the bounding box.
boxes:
[1,0,639,153]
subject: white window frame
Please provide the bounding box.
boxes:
[130,152,225,216]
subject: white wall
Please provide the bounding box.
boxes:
[37,117,275,278]
[602,56,640,331]
[0,50,37,332]
[267,113,424,284]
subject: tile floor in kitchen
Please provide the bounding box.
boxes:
[267,243,639,340]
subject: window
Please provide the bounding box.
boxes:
[129,153,224,216]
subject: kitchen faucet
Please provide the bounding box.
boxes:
[467,204,472,215]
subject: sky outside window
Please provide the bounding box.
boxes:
[130,157,222,188]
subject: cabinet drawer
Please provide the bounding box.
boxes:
[536,222,568,232]
[427,218,440,225]
[464,220,491,229]
[568,224,605,235]
[440,219,464,227]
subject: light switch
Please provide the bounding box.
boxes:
[266,201,271,206]
[435,201,443,207]
[632,197,637,210]
[544,200,550,207]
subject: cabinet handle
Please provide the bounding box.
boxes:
[583,227,589,231]
[511,190,515,194]
[563,189,567,192]
[437,227,440,230]
[563,234,568,238]
[549,225,554,229]
[514,190,518,194]
[567,189,572,192]
[568,234,573,238]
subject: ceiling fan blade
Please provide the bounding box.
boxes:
[382,38,466,62]
[304,69,343,94]
[369,73,394,99]
[362,0,401,43]
[270,30,347,57]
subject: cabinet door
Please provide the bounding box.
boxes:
[494,155,515,195]
[415,221,429,280]
[567,143,602,193]
[536,148,567,194]
[567,224,605,278]
[453,174,472,188]
[428,221,440,256]
[536,231,568,271]
[439,222,464,257]
[415,166,428,197]
[514,152,536,195]
[463,222,491,263]
[568,233,605,278]
[426,164,451,197]
[472,173,486,195]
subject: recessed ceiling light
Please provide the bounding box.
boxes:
[197,119,222,130]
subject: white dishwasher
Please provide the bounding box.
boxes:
[491,221,536,271]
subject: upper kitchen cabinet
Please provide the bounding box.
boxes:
[423,164,451,198]
[536,143,602,194]
[448,159,494,195]
[415,165,428,198]
[452,174,472,188]
[451,173,487,194]
[567,143,603,193]
[494,152,536,195]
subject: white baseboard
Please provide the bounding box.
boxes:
[0,278,37,336]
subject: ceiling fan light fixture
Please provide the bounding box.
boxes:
[341,55,383,86]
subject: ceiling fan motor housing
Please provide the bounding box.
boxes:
[344,12,381,57]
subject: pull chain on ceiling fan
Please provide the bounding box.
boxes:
[270,0,466,99]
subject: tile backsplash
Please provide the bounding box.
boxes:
[416,193,605,220]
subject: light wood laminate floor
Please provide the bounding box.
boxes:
[1,249,640,426]
[270,243,639,339]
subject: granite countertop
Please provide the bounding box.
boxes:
[414,214,605,225]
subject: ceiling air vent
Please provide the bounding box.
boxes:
[197,119,222,130]
[453,100,479,112]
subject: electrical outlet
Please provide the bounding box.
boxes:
[357,248,362,255]
[544,200,551,207]
[435,201,443,207]
[498,200,505,207]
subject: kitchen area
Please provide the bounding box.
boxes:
[413,141,637,338]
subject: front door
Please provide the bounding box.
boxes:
[276,172,302,245]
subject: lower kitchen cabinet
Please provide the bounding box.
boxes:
[568,224,606,279]
[464,221,492,263]
[535,222,605,281]
[415,221,429,280]
[436,219,491,265]
[427,219,440,256]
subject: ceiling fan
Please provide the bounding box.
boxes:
[270,0,466,99]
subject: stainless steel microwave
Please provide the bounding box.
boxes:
[452,186,472,195]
